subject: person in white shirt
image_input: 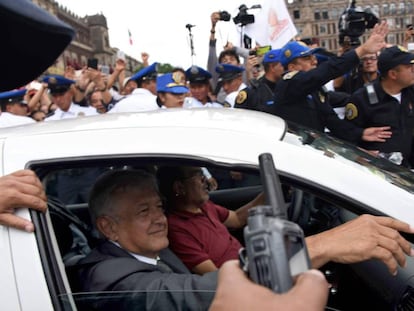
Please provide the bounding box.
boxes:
[215,64,247,108]
[184,65,223,108]
[43,75,98,121]
[0,89,35,128]
[108,62,160,113]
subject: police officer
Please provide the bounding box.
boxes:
[269,21,392,144]
[234,49,284,111]
[184,65,222,108]
[108,62,159,113]
[345,45,414,167]
[43,75,98,121]
[156,72,189,108]
[215,64,246,108]
[0,89,36,127]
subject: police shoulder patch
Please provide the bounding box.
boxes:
[345,103,358,120]
[236,90,247,104]
[283,71,299,80]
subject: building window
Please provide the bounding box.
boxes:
[388,33,396,45]
[314,9,321,20]
[390,3,397,15]
[319,24,327,34]
[331,8,338,19]
[383,3,389,15]
[294,10,300,19]
[373,5,380,15]
[399,2,405,14]
[322,10,329,19]
[387,17,395,28]
[406,2,413,14]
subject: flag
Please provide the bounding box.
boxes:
[128,29,133,45]
[244,0,297,48]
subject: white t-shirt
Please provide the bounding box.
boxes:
[0,112,35,128]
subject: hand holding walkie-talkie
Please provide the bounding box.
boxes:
[240,153,311,293]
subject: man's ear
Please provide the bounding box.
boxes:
[287,62,296,72]
[172,180,185,196]
[96,215,118,241]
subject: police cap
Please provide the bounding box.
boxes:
[263,49,282,64]
[378,45,414,74]
[215,64,245,82]
[279,41,322,67]
[130,62,159,83]
[0,89,27,107]
[185,66,212,84]
[156,72,189,94]
[43,75,75,95]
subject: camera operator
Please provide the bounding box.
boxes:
[207,11,251,104]
[333,49,379,94]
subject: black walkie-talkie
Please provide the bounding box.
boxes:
[240,153,311,293]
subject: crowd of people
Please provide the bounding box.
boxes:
[2,1,414,309]
[1,13,414,168]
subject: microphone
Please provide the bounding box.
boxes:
[186,24,196,30]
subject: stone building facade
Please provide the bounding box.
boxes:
[287,0,414,52]
[31,0,140,76]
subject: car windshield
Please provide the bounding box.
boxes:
[284,122,414,194]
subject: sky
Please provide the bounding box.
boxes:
[56,0,266,69]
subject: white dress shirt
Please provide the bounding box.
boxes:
[0,112,35,128]
[44,103,98,121]
[108,88,159,113]
[224,82,247,108]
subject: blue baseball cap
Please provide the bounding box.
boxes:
[263,49,282,64]
[0,89,27,106]
[0,0,74,92]
[185,66,212,84]
[156,73,189,94]
[130,62,159,83]
[215,64,245,82]
[43,75,75,95]
[279,41,322,67]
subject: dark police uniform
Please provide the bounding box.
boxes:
[234,48,282,111]
[268,48,365,144]
[234,76,277,111]
[345,80,414,167]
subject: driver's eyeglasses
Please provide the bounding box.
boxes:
[182,170,205,180]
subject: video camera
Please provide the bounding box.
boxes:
[219,10,231,21]
[233,4,255,26]
[239,153,311,293]
[338,0,379,47]
[218,4,261,26]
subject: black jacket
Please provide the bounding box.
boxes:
[266,50,364,144]
[77,240,217,311]
[345,80,414,166]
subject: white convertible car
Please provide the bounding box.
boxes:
[1,108,414,311]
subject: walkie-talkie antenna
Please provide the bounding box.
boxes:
[259,153,287,219]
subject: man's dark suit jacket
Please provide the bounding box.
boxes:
[77,240,217,310]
